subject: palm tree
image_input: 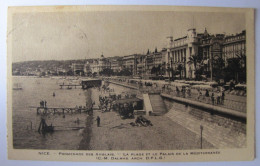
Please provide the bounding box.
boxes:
[188,54,199,70]
[187,54,199,79]
[235,51,246,72]
[177,64,183,79]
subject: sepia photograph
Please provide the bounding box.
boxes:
[6,5,255,162]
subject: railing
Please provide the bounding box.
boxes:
[161,89,246,113]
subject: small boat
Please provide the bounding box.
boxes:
[42,125,54,132]
[38,118,54,133]
[13,83,22,90]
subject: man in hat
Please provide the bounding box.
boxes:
[96,116,101,127]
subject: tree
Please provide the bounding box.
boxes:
[151,65,162,77]
[188,54,199,71]
[118,69,132,76]
[40,72,46,77]
[92,72,98,77]
[223,57,245,83]
[87,71,92,77]
[147,49,150,55]
[161,63,166,77]
[66,70,74,76]
[177,64,183,79]
[188,54,203,80]
[212,57,225,82]
[151,67,157,75]
[100,68,114,76]
[157,64,163,77]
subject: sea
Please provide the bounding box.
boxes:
[12,76,90,150]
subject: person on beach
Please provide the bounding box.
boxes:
[40,101,43,107]
[44,101,47,108]
[96,116,100,127]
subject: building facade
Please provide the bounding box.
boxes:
[82,29,246,80]
[122,54,138,75]
[166,28,246,80]
[108,56,123,73]
[88,54,110,75]
[222,30,246,66]
[167,28,199,79]
[200,31,225,80]
[136,54,146,77]
[72,63,84,75]
[144,49,167,78]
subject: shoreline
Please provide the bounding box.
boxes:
[78,89,94,150]
[78,114,93,150]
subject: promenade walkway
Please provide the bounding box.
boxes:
[108,80,246,113]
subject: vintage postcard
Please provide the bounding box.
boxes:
[7,6,255,162]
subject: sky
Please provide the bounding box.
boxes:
[11,11,245,62]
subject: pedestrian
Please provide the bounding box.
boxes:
[96,116,100,127]
[211,92,215,105]
[205,89,209,97]
[217,93,220,104]
[182,87,186,98]
[44,101,47,108]
[197,90,201,101]
[221,91,225,104]
[217,91,221,104]
[176,87,180,96]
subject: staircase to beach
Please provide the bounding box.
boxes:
[148,94,167,116]
[143,93,153,115]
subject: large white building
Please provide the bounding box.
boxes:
[88,54,110,74]
[166,28,199,79]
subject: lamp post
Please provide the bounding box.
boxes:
[184,57,186,79]
[171,58,174,81]
[167,63,170,83]
[200,125,203,149]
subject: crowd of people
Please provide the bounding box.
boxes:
[99,93,139,119]
[131,115,153,127]
[196,89,225,105]
[162,85,226,106]
[99,95,114,112]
